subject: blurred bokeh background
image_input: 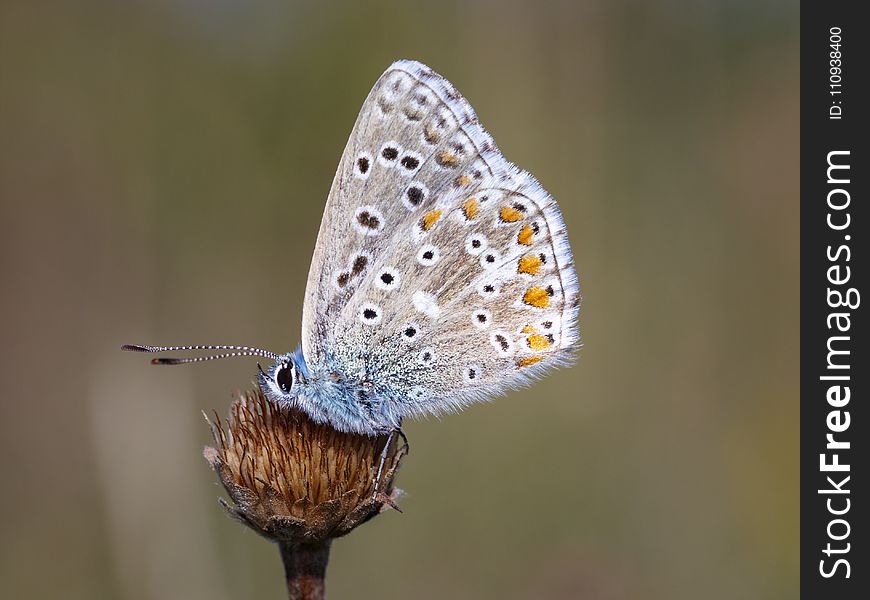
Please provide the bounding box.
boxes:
[0,1,798,598]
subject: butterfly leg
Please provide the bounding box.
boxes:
[372,425,408,498]
[395,427,409,453]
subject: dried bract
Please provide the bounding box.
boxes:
[204,387,406,544]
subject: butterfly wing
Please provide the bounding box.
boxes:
[301,60,580,420]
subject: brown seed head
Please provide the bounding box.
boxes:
[204,387,407,544]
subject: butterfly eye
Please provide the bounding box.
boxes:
[275,362,295,393]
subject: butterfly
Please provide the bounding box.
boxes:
[124,60,581,437]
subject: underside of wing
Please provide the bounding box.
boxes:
[300,60,580,419]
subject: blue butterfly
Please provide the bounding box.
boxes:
[125,60,580,438]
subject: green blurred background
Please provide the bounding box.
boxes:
[0,1,798,598]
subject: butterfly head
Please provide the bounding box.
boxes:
[257,348,309,405]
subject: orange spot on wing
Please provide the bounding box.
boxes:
[420,209,442,231]
[518,254,543,275]
[456,175,472,186]
[436,151,460,168]
[517,223,535,245]
[463,197,479,220]
[521,324,536,334]
[527,334,551,351]
[424,125,439,144]
[523,287,550,308]
[500,206,523,222]
[517,356,543,367]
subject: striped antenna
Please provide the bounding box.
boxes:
[121,344,279,365]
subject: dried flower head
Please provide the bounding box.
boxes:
[204,387,407,545]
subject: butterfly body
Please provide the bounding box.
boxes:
[259,349,403,434]
[257,60,581,436]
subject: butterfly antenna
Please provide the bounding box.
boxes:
[121,344,279,365]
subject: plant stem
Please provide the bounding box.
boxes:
[279,541,332,600]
